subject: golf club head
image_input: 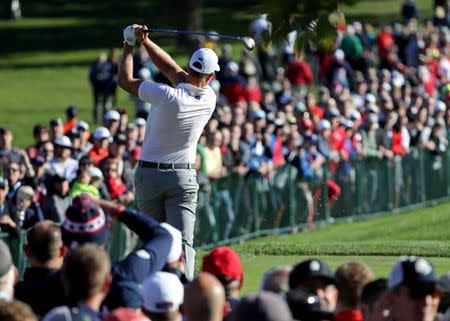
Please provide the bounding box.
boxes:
[241,37,256,51]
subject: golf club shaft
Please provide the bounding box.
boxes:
[142,28,243,40]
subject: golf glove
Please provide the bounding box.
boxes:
[123,25,136,46]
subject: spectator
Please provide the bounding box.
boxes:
[134,118,146,144]
[104,110,121,137]
[49,136,78,182]
[202,246,243,315]
[0,127,27,166]
[387,256,440,321]
[437,273,450,321]
[48,118,64,141]
[0,241,16,302]
[70,168,100,199]
[289,259,339,313]
[12,185,44,230]
[340,25,364,72]
[39,141,54,163]
[63,105,79,135]
[76,121,93,156]
[0,300,37,321]
[100,134,133,190]
[402,0,419,22]
[141,272,183,321]
[183,272,226,321]
[27,124,50,159]
[103,159,134,204]
[43,174,71,223]
[433,6,450,29]
[4,161,22,209]
[326,49,355,92]
[0,177,15,233]
[360,278,389,321]
[88,166,111,200]
[285,53,314,101]
[42,243,112,321]
[89,127,111,166]
[334,261,374,321]
[15,221,67,317]
[89,52,115,123]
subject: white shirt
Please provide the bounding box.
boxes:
[138,81,216,163]
[49,157,78,181]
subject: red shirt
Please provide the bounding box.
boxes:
[309,105,324,119]
[89,147,109,165]
[334,309,364,321]
[245,86,262,103]
[272,137,285,166]
[378,31,394,58]
[222,82,246,105]
[106,177,127,199]
[392,130,405,156]
[285,60,314,86]
[63,119,78,135]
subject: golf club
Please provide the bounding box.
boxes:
[140,28,256,51]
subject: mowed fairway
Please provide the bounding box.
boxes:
[196,202,450,294]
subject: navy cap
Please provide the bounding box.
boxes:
[289,259,336,288]
[388,256,436,290]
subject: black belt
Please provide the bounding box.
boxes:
[138,160,195,170]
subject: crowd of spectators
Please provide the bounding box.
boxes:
[1,218,450,321]
[1,2,450,320]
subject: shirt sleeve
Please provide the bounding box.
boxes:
[138,81,173,107]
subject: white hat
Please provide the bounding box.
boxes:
[141,272,184,313]
[318,119,331,131]
[349,110,361,121]
[54,135,73,148]
[92,126,111,140]
[436,100,446,112]
[334,49,345,60]
[160,223,182,264]
[104,110,121,122]
[134,118,146,127]
[189,48,220,74]
[76,121,89,131]
[88,167,103,179]
[365,93,376,104]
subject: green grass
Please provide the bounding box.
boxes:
[195,201,450,294]
[1,0,434,146]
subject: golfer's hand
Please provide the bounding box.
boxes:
[123,25,137,46]
[134,24,149,43]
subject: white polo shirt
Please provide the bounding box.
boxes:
[138,81,216,164]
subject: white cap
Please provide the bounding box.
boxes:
[134,118,146,127]
[349,110,361,121]
[54,136,73,148]
[104,110,121,122]
[189,48,220,74]
[76,121,89,131]
[160,223,182,264]
[334,49,345,60]
[92,126,111,140]
[318,119,331,131]
[436,100,446,112]
[88,167,103,179]
[141,272,184,313]
[365,93,376,104]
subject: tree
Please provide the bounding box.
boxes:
[173,0,203,49]
[261,0,358,51]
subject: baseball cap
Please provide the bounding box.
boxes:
[318,119,331,131]
[76,121,89,131]
[49,118,63,127]
[202,246,244,289]
[0,241,12,278]
[141,272,184,314]
[388,256,437,292]
[231,291,294,321]
[103,308,149,321]
[104,110,121,122]
[92,127,111,140]
[134,118,146,127]
[334,49,345,60]
[0,177,9,189]
[62,193,109,248]
[88,167,103,179]
[189,48,220,74]
[436,100,446,112]
[16,185,35,201]
[53,135,73,149]
[160,223,183,263]
[289,259,336,289]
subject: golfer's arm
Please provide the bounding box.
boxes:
[142,38,188,86]
[117,44,142,96]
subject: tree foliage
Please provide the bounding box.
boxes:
[261,0,358,51]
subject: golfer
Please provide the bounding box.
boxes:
[117,24,219,279]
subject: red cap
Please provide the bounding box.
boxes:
[104,308,149,321]
[202,246,243,289]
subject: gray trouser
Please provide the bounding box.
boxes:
[134,166,198,280]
